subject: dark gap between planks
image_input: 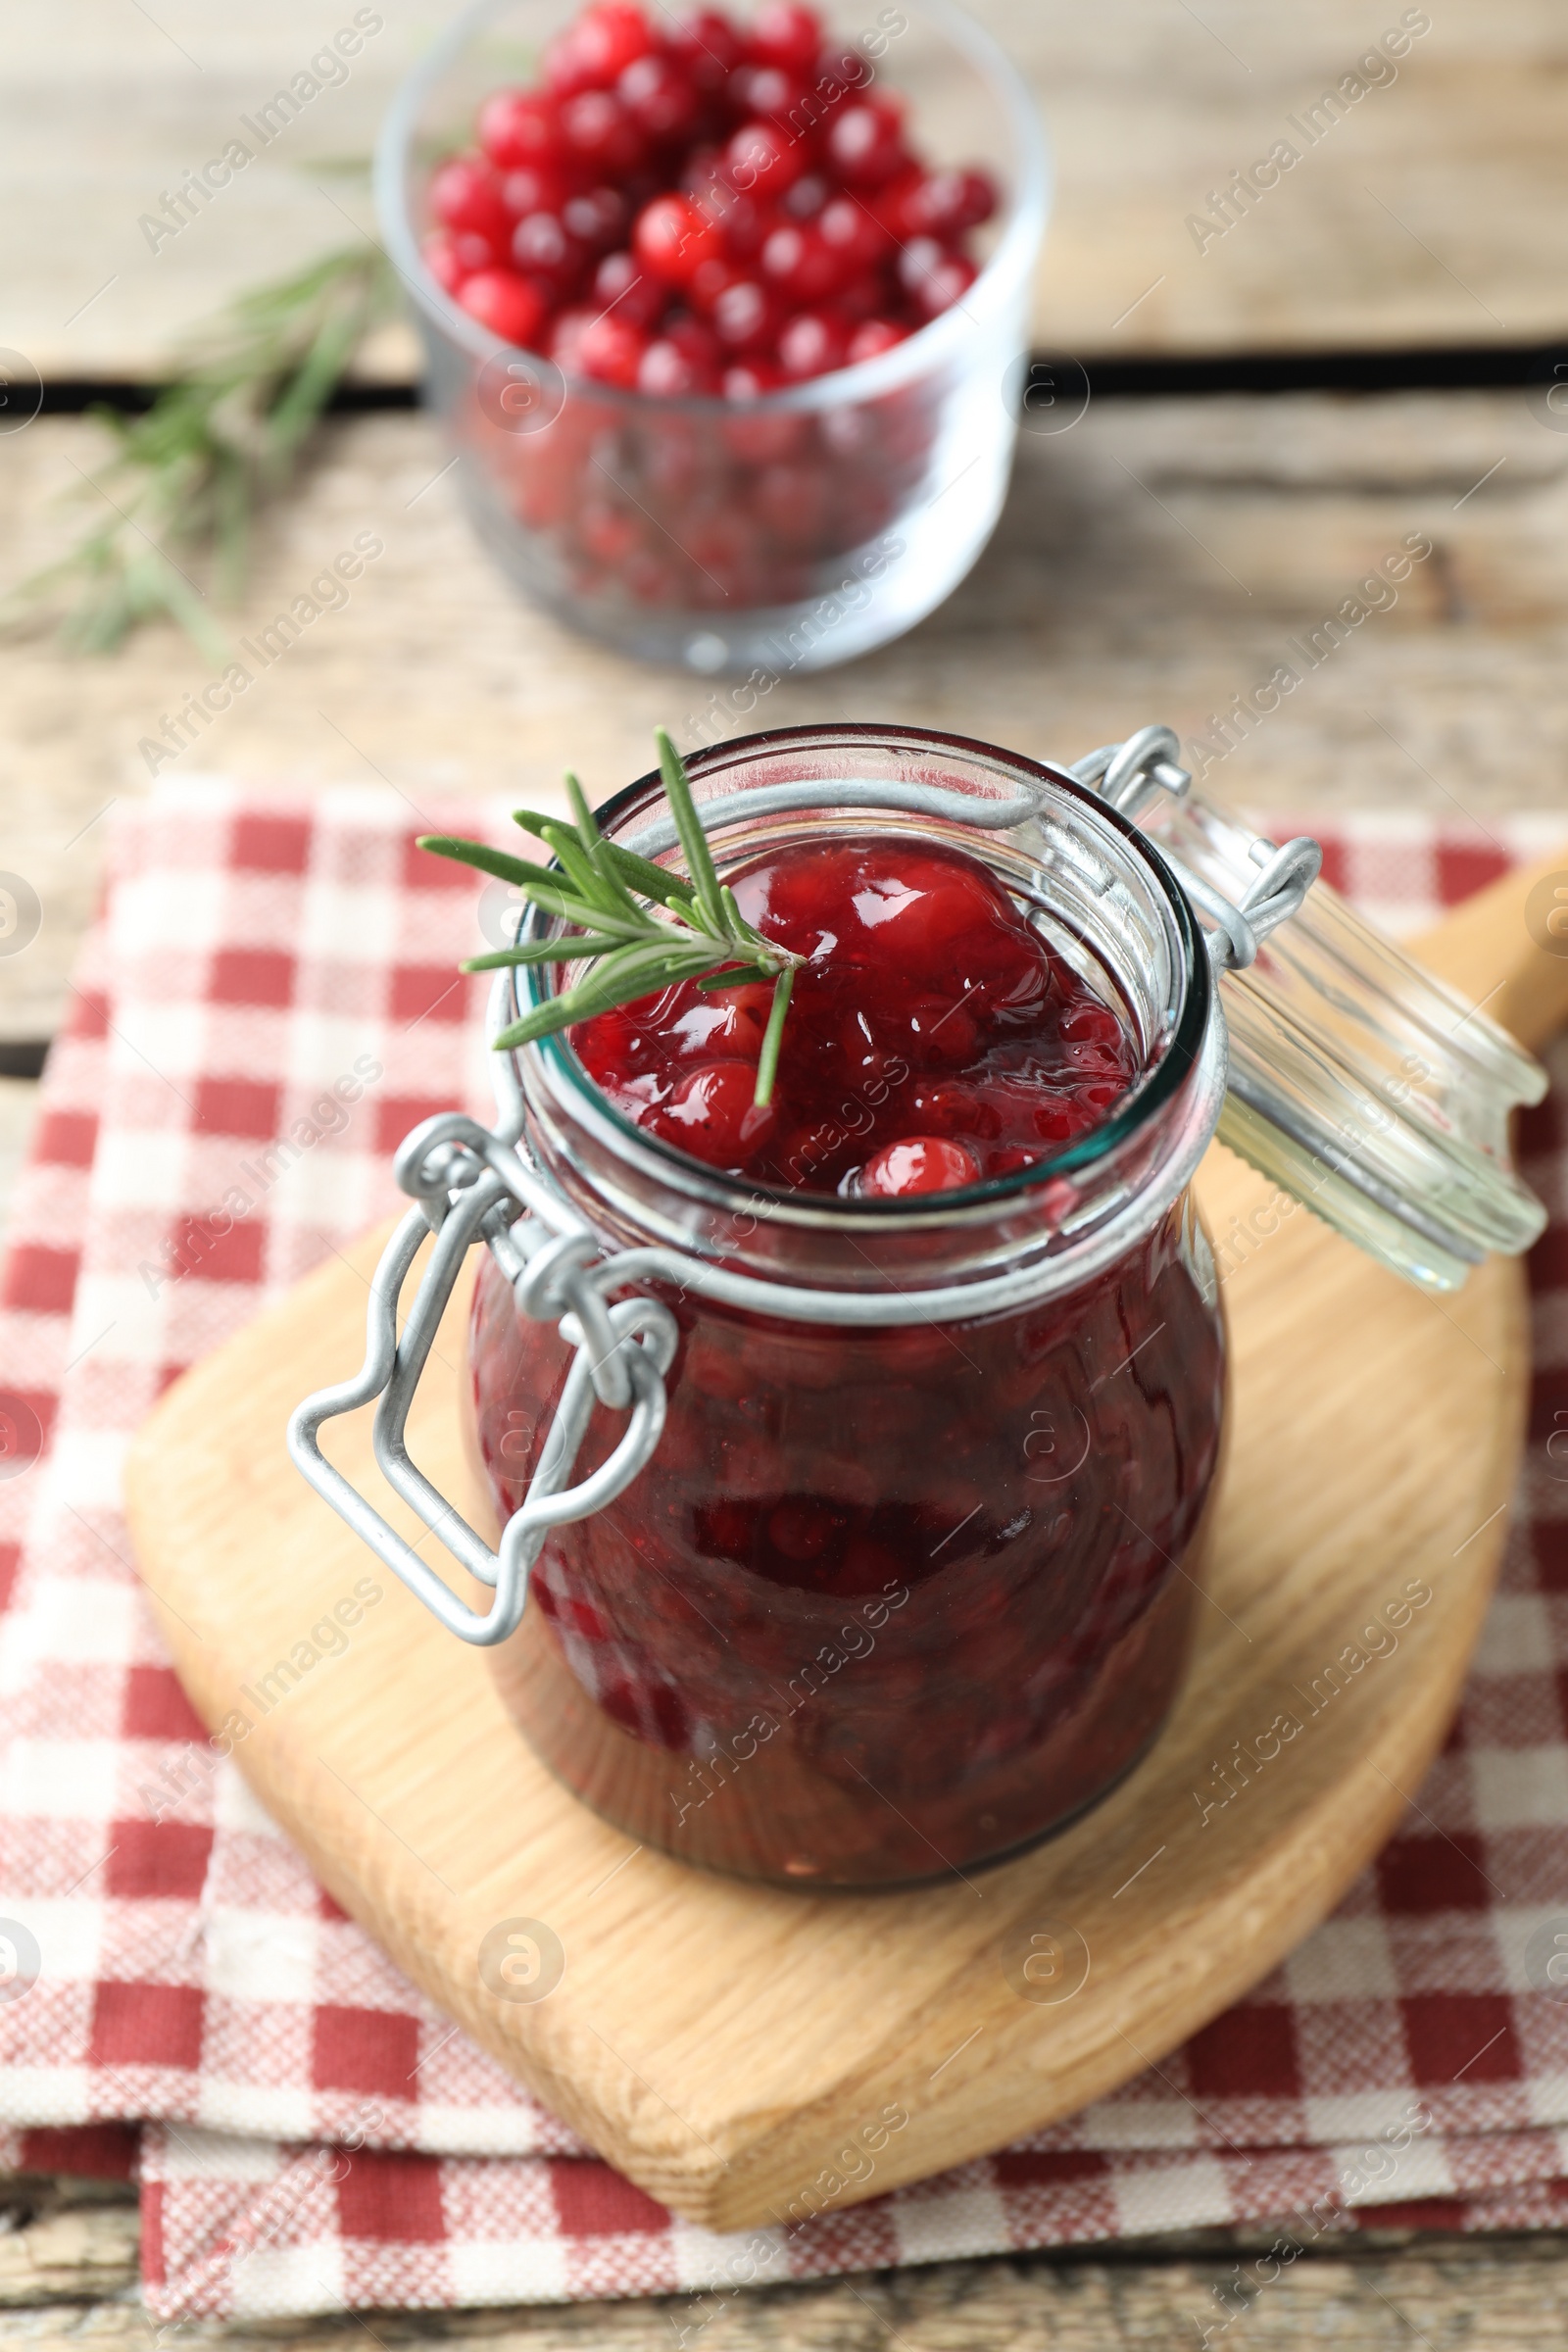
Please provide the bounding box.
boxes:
[29,341,1568,415]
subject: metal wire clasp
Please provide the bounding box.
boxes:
[286,1106,677,1646]
[1067,723,1322,971]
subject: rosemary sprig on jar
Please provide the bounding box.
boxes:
[419,729,802,1108]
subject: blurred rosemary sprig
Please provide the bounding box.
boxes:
[8,244,396,659]
[420,730,803,1109]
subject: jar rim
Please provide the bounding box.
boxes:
[512,721,1214,1228]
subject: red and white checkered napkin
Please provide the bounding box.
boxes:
[5,781,1568,2323]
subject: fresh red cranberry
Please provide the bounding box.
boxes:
[560,89,648,176]
[847,317,910,363]
[834,270,887,321]
[564,2,657,87]
[639,335,719,394]
[667,9,747,95]
[549,306,598,370]
[443,226,510,276]
[729,63,809,125]
[430,156,512,243]
[760,220,843,304]
[776,308,850,378]
[812,44,873,113]
[861,1136,980,1197]
[617,52,700,141]
[870,165,926,239]
[478,88,562,171]
[635,192,727,283]
[710,276,780,350]
[591,247,665,326]
[825,97,908,186]
[511,211,589,297]
[575,310,651,385]
[816,193,889,271]
[903,245,979,318]
[662,311,721,366]
[907,167,998,235]
[458,269,549,347]
[713,185,779,260]
[749,2,823,74]
[542,24,599,96]
[725,119,806,199]
[639,313,728,390]
[422,231,466,293]
[562,184,629,252]
[500,162,570,218]
[782,172,831,220]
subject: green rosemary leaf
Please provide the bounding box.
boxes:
[571,938,716,1002]
[695,964,772,992]
[461,934,624,973]
[493,938,713,1050]
[717,879,779,968]
[537,820,608,911]
[514,881,656,940]
[513,808,691,912]
[563,770,602,848]
[603,842,700,910]
[566,770,643,920]
[656,728,725,936]
[492,1000,589,1051]
[417,836,538,890]
[754,966,795,1109]
[447,730,803,1084]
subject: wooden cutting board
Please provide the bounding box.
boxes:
[124,852,1568,2233]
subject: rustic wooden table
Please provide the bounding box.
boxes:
[3,0,1568,2342]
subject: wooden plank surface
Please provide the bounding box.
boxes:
[5,0,1567,379]
[5,386,1568,1061]
[6,2178,1568,2350]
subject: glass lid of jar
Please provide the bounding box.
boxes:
[1067,726,1546,1296]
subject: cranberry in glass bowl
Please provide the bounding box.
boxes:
[375,2,1050,675]
[462,726,1228,1887]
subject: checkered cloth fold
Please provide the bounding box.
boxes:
[3,783,1568,2324]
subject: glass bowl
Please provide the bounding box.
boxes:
[374,0,1051,676]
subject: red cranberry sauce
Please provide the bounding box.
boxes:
[573,835,1142,1195]
[471,1197,1223,1886]
[469,837,1225,1887]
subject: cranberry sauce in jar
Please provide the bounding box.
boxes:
[466,735,1227,1886]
